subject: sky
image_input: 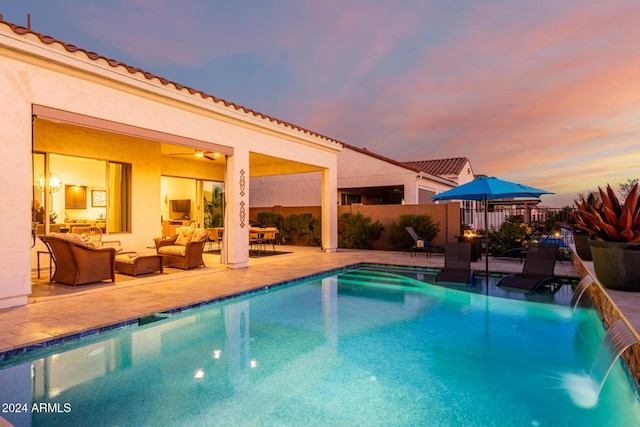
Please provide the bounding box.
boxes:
[2,0,639,207]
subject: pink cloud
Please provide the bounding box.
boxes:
[62,1,640,206]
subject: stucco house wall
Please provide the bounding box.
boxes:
[251,145,456,208]
[0,21,340,309]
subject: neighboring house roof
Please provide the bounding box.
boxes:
[404,157,471,178]
[0,18,342,148]
[340,143,456,185]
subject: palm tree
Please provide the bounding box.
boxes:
[204,185,224,228]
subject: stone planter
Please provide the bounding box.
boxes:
[572,228,592,261]
[589,240,640,291]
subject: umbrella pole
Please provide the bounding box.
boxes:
[484,197,489,294]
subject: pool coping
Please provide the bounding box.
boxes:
[0,260,599,362]
[0,263,361,361]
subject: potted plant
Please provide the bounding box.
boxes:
[571,183,640,291]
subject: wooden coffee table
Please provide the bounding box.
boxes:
[115,252,163,276]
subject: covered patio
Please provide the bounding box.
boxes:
[0,19,341,309]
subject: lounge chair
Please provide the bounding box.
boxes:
[405,227,444,257]
[435,243,474,286]
[496,243,561,293]
[71,225,122,251]
[154,226,208,269]
[40,233,116,286]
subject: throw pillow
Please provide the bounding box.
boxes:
[191,228,209,242]
[175,227,194,245]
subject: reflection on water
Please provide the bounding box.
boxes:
[0,269,637,427]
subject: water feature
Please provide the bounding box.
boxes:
[563,319,638,408]
[570,275,595,312]
[591,320,638,396]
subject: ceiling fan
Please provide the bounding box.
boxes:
[169,149,219,161]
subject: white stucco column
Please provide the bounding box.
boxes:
[0,99,32,308]
[321,166,338,252]
[224,150,250,268]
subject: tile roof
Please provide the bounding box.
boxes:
[0,18,342,148]
[404,157,471,177]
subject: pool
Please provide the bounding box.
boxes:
[1,265,639,426]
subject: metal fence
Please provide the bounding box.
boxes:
[460,206,574,246]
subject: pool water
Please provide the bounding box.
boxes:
[1,266,639,426]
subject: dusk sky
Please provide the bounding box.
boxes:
[2,1,639,207]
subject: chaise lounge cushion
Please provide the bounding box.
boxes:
[158,245,188,256]
[158,228,209,256]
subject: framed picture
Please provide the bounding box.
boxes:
[65,185,87,209]
[91,190,107,207]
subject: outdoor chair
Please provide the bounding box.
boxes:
[205,227,223,252]
[71,225,122,251]
[496,243,561,294]
[154,226,208,269]
[249,228,266,255]
[261,227,278,253]
[40,233,116,286]
[435,243,474,286]
[405,227,444,257]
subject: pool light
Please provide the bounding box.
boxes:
[194,369,205,381]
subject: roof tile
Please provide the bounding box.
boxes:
[405,157,470,177]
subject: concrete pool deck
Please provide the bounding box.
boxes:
[1,246,583,356]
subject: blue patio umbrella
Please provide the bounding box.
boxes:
[431,176,553,287]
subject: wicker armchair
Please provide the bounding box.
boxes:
[40,233,116,286]
[71,226,122,251]
[154,227,209,269]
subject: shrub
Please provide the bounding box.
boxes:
[487,216,540,256]
[282,213,321,246]
[388,214,440,250]
[256,212,283,227]
[338,213,384,249]
[255,212,285,243]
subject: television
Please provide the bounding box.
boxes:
[170,199,191,219]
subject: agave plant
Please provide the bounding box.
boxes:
[571,183,640,242]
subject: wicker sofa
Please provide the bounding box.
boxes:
[154,227,209,270]
[40,233,116,286]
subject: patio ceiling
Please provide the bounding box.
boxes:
[160,146,324,177]
[160,144,227,164]
[249,153,324,177]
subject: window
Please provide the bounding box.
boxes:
[31,153,131,234]
[203,180,224,228]
[108,162,131,233]
[341,193,362,205]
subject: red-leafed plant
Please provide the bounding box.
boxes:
[571,183,640,242]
